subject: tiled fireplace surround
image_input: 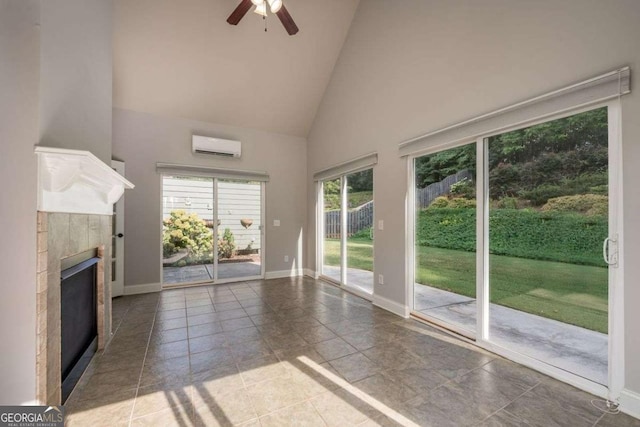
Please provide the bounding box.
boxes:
[36,211,112,405]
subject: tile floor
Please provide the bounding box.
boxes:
[65,277,639,427]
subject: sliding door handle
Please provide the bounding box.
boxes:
[603,237,618,266]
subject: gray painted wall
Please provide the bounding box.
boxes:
[0,0,39,405]
[39,0,113,164]
[0,0,114,404]
[306,0,640,394]
[113,108,307,287]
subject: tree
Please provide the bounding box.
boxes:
[347,169,373,192]
[415,144,476,188]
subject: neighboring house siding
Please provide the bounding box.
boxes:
[162,177,262,251]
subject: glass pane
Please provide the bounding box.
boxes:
[322,178,342,283]
[487,107,608,384]
[162,175,214,285]
[345,169,374,294]
[414,142,477,333]
[217,180,262,280]
[111,260,116,281]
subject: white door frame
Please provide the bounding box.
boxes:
[160,174,266,287]
[111,160,126,298]
[406,100,625,401]
[317,171,375,301]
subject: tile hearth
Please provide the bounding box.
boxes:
[65,277,639,427]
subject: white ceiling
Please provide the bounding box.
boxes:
[113,0,360,137]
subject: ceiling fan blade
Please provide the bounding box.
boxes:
[227,0,253,25]
[275,4,299,35]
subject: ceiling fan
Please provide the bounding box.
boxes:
[227,0,299,36]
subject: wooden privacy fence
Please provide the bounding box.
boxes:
[415,170,473,208]
[325,201,374,238]
[324,170,472,238]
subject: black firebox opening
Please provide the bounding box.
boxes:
[60,256,100,403]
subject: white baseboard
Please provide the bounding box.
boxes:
[304,268,318,279]
[265,269,304,280]
[123,282,162,295]
[373,294,409,318]
[620,388,640,419]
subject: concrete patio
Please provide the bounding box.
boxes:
[322,265,607,385]
[163,260,262,285]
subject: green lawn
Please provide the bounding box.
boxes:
[324,239,608,333]
[324,238,373,272]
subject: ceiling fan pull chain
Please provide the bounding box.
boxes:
[264,14,267,32]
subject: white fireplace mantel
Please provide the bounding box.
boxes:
[35,146,134,215]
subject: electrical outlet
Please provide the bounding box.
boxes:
[378,274,384,285]
[273,219,280,227]
[284,255,289,263]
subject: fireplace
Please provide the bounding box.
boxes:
[34,147,134,405]
[60,250,100,403]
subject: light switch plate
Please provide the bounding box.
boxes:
[378,220,384,230]
[273,219,280,227]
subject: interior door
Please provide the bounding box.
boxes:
[111,160,126,297]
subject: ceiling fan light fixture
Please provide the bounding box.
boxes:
[250,0,264,6]
[253,2,267,16]
[267,0,282,13]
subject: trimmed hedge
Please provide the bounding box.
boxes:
[417,208,607,267]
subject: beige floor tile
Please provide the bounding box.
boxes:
[67,279,632,427]
[259,401,326,427]
[193,389,258,426]
[190,364,245,407]
[311,389,381,426]
[237,355,288,385]
[133,381,192,419]
[66,398,134,427]
[245,376,309,416]
[131,405,194,427]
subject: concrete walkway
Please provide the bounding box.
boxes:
[322,265,374,296]
[416,285,608,385]
[322,265,607,385]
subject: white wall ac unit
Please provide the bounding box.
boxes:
[192,135,241,158]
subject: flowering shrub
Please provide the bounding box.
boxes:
[163,210,212,261]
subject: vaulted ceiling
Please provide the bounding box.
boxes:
[113,0,360,137]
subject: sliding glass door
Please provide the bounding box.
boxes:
[322,178,342,284]
[162,174,264,286]
[487,107,609,384]
[411,105,618,387]
[217,179,263,280]
[162,175,215,285]
[320,168,374,296]
[413,143,477,336]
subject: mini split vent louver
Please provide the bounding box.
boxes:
[192,135,242,158]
